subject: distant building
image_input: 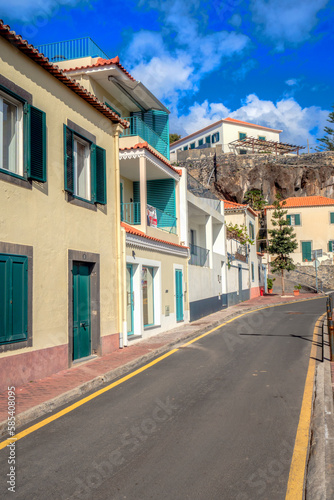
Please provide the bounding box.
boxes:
[265,196,334,265]
[170,117,282,162]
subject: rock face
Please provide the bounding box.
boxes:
[175,151,334,203]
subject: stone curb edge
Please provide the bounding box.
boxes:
[0,296,323,439]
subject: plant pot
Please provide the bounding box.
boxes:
[268,289,273,294]
[294,290,299,296]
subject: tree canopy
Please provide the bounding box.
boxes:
[169,133,181,144]
[243,189,267,211]
[317,104,334,151]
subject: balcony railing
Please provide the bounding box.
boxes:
[121,202,141,225]
[120,116,169,159]
[36,37,109,62]
[189,244,210,267]
[121,202,177,234]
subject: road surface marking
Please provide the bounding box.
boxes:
[0,296,324,451]
[285,311,326,500]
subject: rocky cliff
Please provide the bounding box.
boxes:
[174,150,334,203]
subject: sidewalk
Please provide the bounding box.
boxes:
[0,292,321,437]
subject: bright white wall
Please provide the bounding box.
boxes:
[222,122,280,153]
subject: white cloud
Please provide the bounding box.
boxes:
[285,79,298,87]
[124,0,249,109]
[171,94,329,148]
[251,0,329,49]
[1,0,85,22]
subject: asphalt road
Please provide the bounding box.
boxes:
[0,297,325,500]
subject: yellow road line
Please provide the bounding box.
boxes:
[0,295,324,451]
[285,311,326,500]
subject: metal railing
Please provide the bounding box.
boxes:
[121,202,141,225]
[189,244,210,267]
[36,37,109,62]
[187,173,221,212]
[120,116,169,159]
[327,295,334,361]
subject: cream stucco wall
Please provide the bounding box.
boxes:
[222,122,280,153]
[0,38,121,360]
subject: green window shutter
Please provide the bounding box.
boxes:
[0,254,28,344]
[329,241,333,252]
[302,242,312,262]
[147,179,176,228]
[251,262,254,281]
[95,146,106,204]
[0,256,9,344]
[286,215,291,225]
[295,214,301,226]
[27,105,47,182]
[331,213,334,224]
[133,181,140,203]
[64,125,74,194]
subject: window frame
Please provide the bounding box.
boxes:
[73,134,91,202]
[258,135,266,141]
[330,212,334,224]
[205,135,211,144]
[190,142,195,149]
[198,138,203,146]
[239,132,247,140]
[211,132,220,144]
[287,213,301,226]
[0,88,24,179]
[142,265,155,328]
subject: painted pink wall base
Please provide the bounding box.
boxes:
[250,286,261,299]
[101,333,119,356]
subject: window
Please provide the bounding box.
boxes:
[198,138,203,146]
[287,214,301,226]
[251,262,255,282]
[258,265,261,281]
[205,135,211,144]
[0,86,46,182]
[249,222,255,240]
[329,241,334,252]
[190,229,197,255]
[183,146,188,151]
[212,132,220,144]
[142,266,154,327]
[0,254,28,345]
[190,142,195,149]
[258,136,266,141]
[64,125,107,204]
[239,149,247,155]
[330,213,334,224]
[239,132,247,140]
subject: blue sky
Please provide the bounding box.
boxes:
[3,0,334,148]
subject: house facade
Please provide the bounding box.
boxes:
[170,117,282,161]
[178,169,226,321]
[43,38,190,340]
[224,201,265,304]
[0,23,127,389]
[265,196,334,265]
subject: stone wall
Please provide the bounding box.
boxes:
[173,151,334,204]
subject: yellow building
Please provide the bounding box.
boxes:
[46,39,189,341]
[265,196,334,264]
[0,22,127,389]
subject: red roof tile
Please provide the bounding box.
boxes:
[120,142,180,176]
[266,196,334,209]
[0,20,129,129]
[121,222,188,249]
[62,56,136,82]
[223,200,258,216]
[223,117,283,133]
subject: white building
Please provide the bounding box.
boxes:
[224,201,265,304]
[170,117,282,162]
[179,169,227,321]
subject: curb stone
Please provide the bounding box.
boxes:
[0,296,324,439]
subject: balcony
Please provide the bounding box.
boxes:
[189,244,210,267]
[36,37,109,62]
[121,202,177,234]
[120,116,169,159]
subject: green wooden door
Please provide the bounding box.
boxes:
[175,269,184,322]
[302,241,312,262]
[126,265,134,335]
[73,263,91,360]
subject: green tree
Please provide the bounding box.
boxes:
[317,105,334,151]
[169,133,181,144]
[267,194,298,295]
[243,189,267,211]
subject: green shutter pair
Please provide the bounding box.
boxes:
[24,103,47,182]
[286,214,301,226]
[0,254,28,344]
[329,241,334,252]
[63,125,107,204]
[330,213,334,224]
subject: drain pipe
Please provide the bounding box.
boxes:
[113,123,125,349]
[121,226,128,347]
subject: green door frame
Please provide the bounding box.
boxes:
[126,264,134,336]
[175,269,184,322]
[301,241,312,262]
